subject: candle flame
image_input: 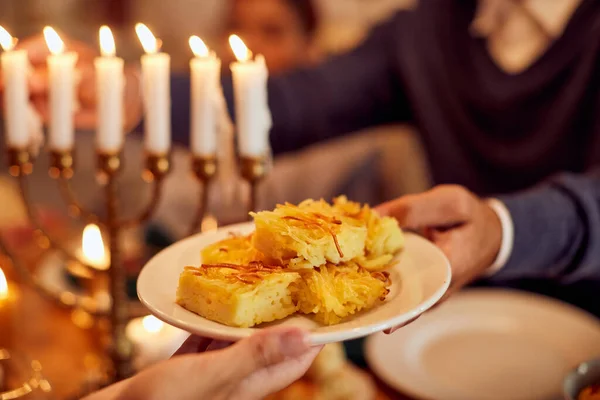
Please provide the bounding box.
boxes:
[99,25,116,57]
[189,35,209,58]
[0,26,16,51]
[0,268,8,301]
[229,34,252,62]
[142,315,164,333]
[135,23,158,54]
[82,224,109,271]
[43,26,65,55]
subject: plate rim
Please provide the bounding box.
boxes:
[137,222,452,345]
[364,288,600,400]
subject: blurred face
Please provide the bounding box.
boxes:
[230,0,314,73]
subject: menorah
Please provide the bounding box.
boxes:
[0,145,269,384]
[0,20,273,394]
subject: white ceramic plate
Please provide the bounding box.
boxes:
[137,222,451,345]
[366,289,600,400]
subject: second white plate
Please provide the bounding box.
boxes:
[366,289,600,400]
[137,222,451,345]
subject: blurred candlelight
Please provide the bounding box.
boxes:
[142,315,163,333]
[99,25,116,57]
[136,23,171,155]
[0,267,15,350]
[229,35,271,157]
[43,26,65,55]
[44,26,77,151]
[0,26,16,51]
[0,269,8,301]
[135,23,158,54]
[126,315,187,371]
[81,224,109,271]
[189,35,220,156]
[229,34,252,62]
[0,26,30,150]
[189,35,209,58]
[95,25,124,153]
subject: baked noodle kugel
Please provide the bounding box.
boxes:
[176,196,404,327]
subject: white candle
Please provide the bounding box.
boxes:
[229,35,271,158]
[0,27,30,149]
[95,26,124,153]
[135,23,171,155]
[189,36,220,156]
[44,27,78,151]
[126,315,188,371]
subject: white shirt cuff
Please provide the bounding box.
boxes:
[484,198,514,276]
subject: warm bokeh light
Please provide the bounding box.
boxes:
[0,26,15,51]
[229,34,252,62]
[82,223,109,271]
[135,23,158,54]
[189,35,209,58]
[142,315,164,333]
[99,25,116,57]
[43,26,65,55]
[0,268,8,301]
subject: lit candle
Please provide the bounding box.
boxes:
[0,26,29,149]
[135,23,171,155]
[80,223,109,271]
[229,35,271,157]
[125,315,188,371]
[0,268,15,350]
[95,26,124,153]
[189,36,220,156]
[44,27,78,151]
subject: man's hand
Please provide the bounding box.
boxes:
[376,185,503,323]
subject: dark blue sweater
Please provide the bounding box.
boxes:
[170,0,600,284]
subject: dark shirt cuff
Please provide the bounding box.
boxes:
[492,185,583,282]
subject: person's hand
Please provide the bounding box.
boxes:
[375,185,503,333]
[108,327,321,400]
[5,33,143,131]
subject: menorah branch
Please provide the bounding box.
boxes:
[9,153,99,272]
[239,156,269,217]
[188,156,217,236]
[58,178,103,223]
[50,150,101,222]
[116,154,170,229]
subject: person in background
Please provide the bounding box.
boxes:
[83,326,321,400]
[227,0,320,74]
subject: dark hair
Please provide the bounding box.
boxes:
[284,0,318,36]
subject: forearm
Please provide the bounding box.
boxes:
[490,171,600,283]
[268,13,411,155]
